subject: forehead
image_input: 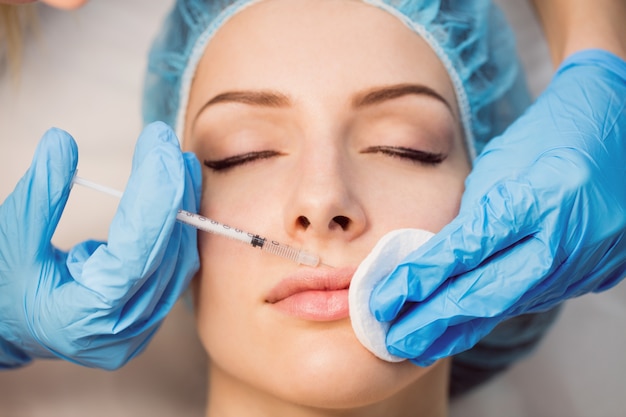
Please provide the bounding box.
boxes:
[184,0,459,136]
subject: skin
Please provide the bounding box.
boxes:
[0,0,87,9]
[183,0,471,416]
[531,0,626,65]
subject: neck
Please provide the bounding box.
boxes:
[205,359,450,417]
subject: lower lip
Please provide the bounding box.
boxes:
[270,289,350,321]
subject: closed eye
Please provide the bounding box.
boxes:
[361,146,446,166]
[204,150,283,171]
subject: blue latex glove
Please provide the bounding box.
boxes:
[0,121,201,370]
[370,49,626,366]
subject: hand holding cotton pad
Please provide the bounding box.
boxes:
[349,228,434,362]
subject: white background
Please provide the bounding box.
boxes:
[0,1,624,415]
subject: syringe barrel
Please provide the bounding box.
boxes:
[176,210,253,245]
[177,210,319,266]
[74,178,324,267]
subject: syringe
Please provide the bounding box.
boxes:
[71,176,322,267]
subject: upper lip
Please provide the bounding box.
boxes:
[265,266,356,303]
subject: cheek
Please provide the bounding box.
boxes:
[418,172,466,231]
[406,158,469,231]
[361,165,468,233]
[194,230,268,318]
[192,233,263,374]
[199,166,287,221]
[193,234,239,336]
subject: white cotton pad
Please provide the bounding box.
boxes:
[349,228,434,362]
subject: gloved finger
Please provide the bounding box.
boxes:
[383,235,553,361]
[371,176,542,322]
[123,150,203,326]
[0,128,78,259]
[183,152,202,208]
[71,121,185,305]
[62,130,200,339]
[134,151,203,324]
[408,316,503,367]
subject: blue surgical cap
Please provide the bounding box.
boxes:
[143,0,531,158]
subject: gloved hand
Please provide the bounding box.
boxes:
[370,49,626,366]
[0,121,201,370]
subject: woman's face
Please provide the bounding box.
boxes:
[184,0,470,410]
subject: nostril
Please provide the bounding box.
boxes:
[333,215,350,230]
[297,216,311,229]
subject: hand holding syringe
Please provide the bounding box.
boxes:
[72,176,322,267]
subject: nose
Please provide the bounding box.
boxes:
[284,148,366,242]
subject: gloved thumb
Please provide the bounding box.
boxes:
[69,121,185,305]
[0,128,78,258]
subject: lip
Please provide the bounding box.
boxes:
[265,266,356,321]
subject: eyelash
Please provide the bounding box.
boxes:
[204,146,446,172]
[361,146,446,166]
[204,150,282,171]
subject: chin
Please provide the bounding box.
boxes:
[246,322,432,409]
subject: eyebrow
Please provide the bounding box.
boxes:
[203,90,291,108]
[193,83,454,124]
[352,83,453,112]
[192,90,290,125]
